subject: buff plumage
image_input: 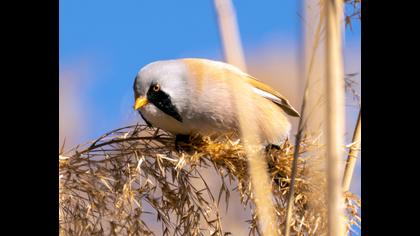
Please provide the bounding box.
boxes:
[133,58,299,145]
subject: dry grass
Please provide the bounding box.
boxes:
[59,124,360,235]
[59,1,361,234]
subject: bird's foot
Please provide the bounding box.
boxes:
[175,134,192,152]
[265,144,280,152]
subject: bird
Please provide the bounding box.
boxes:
[133,58,300,146]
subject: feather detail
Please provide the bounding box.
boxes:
[182,58,300,117]
[244,75,300,117]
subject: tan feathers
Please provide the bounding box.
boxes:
[182,58,300,117]
[243,75,300,117]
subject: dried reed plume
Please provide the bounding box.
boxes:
[59,124,360,235]
[59,0,361,235]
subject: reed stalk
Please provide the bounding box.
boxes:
[284,4,325,235]
[325,0,346,235]
[213,0,247,72]
[214,1,278,235]
[232,81,279,236]
[342,109,361,191]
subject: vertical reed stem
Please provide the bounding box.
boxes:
[325,0,345,235]
[213,0,247,72]
[342,109,361,191]
[284,126,303,236]
[229,77,278,236]
[214,1,278,235]
[285,3,325,235]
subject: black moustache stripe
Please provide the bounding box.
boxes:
[147,85,183,123]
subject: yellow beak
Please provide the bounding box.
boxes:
[134,96,149,110]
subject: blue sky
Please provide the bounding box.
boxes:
[60,1,360,233]
[60,0,360,139]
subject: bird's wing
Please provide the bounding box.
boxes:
[182,58,300,117]
[243,75,300,117]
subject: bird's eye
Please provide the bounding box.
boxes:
[152,84,160,92]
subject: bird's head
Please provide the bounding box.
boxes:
[133,60,190,122]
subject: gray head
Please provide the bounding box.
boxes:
[133,60,191,122]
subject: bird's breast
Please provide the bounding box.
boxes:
[140,101,237,136]
[140,104,190,135]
